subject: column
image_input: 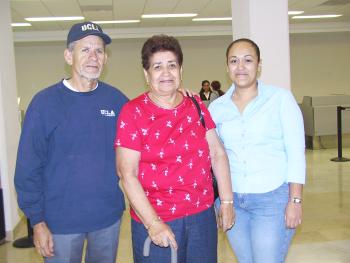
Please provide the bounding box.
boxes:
[0,0,21,240]
[231,0,291,89]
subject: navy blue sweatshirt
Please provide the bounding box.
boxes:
[14,81,128,234]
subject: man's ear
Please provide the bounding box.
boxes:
[104,53,108,65]
[64,49,73,65]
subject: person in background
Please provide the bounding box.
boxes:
[115,34,234,263]
[199,80,218,107]
[209,38,306,263]
[211,80,225,97]
[14,21,128,263]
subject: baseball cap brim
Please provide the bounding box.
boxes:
[77,31,111,45]
[66,22,112,46]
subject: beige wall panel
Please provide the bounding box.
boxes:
[14,32,350,111]
[290,32,350,102]
[15,36,233,110]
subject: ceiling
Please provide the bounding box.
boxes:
[10,0,350,42]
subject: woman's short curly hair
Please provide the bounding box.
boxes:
[141,34,183,70]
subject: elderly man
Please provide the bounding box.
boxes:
[14,21,128,263]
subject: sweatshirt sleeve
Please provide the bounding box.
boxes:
[14,100,48,226]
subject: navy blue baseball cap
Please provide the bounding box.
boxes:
[67,21,111,46]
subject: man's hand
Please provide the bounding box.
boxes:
[33,222,54,257]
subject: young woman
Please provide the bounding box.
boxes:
[209,38,306,263]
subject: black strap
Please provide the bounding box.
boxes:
[187,92,206,128]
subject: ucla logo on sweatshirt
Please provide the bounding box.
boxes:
[100,109,115,117]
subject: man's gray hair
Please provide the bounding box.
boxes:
[67,40,106,52]
[67,41,77,52]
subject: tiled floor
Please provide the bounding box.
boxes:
[1,148,349,262]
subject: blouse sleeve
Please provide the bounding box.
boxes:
[115,103,142,152]
[280,90,306,184]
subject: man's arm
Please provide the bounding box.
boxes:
[14,104,47,225]
[14,102,54,256]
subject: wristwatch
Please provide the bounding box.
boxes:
[291,197,302,204]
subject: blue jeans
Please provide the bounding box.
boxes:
[45,219,121,263]
[131,207,217,263]
[217,183,295,263]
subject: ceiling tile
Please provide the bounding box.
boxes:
[11,9,24,22]
[9,0,350,38]
[42,0,82,17]
[143,0,180,14]
[140,19,168,28]
[11,1,51,17]
[78,0,112,6]
[174,0,211,13]
[113,0,145,20]
[200,0,231,17]
[83,10,114,21]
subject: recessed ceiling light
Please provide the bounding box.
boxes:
[192,17,232,21]
[25,16,84,22]
[92,20,140,24]
[11,22,32,27]
[292,14,342,19]
[288,11,304,15]
[142,14,197,18]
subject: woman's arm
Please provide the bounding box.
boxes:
[280,90,306,228]
[285,183,303,228]
[206,129,235,231]
[116,146,177,249]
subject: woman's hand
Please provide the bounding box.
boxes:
[117,147,178,248]
[177,88,197,97]
[147,220,178,249]
[218,202,235,232]
[285,202,302,228]
[286,183,303,228]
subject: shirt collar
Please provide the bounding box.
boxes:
[63,79,98,92]
[224,81,262,101]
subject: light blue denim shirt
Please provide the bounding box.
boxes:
[209,82,306,193]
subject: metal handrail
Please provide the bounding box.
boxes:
[143,236,177,263]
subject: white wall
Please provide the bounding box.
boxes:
[15,36,233,111]
[14,31,350,109]
[290,31,350,102]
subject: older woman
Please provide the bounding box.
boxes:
[209,38,306,263]
[115,35,234,263]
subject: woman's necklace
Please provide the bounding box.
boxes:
[148,92,181,109]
